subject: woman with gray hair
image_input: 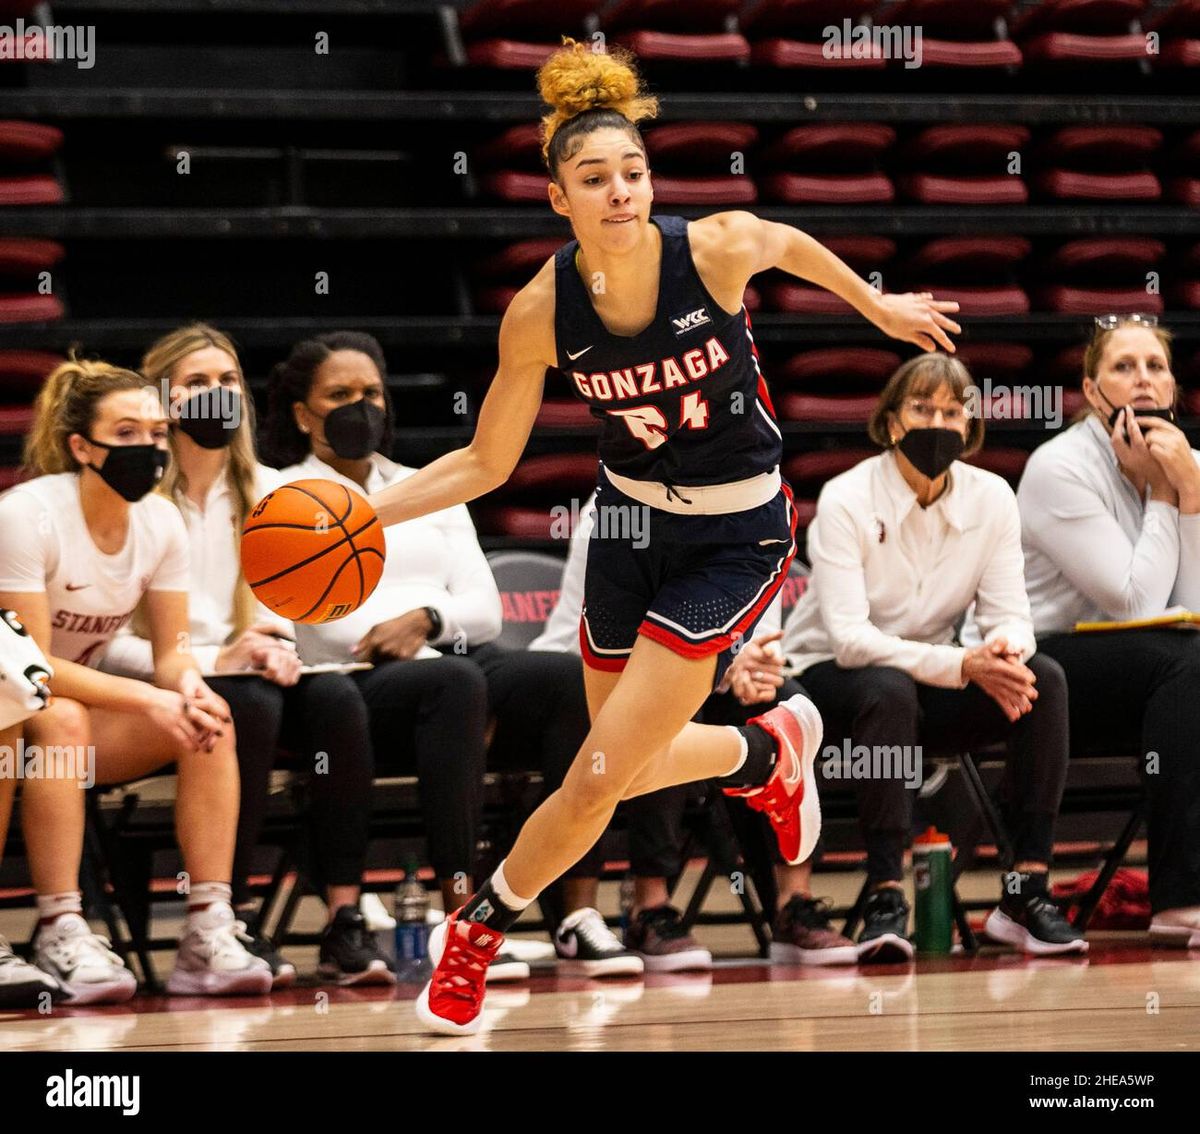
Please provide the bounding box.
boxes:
[780,353,1084,961]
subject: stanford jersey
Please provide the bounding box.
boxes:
[554,214,781,487]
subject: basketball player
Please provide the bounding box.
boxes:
[368,40,960,1033]
[0,358,271,1001]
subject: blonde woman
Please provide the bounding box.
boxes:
[101,325,392,987]
[0,358,270,1001]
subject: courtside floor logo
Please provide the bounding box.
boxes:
[46,1070,140,1116]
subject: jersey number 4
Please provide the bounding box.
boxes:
[609,391,710,450]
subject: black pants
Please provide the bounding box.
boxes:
[801,655,1070,885]
[208,673,373,906]
[352,656,489,881]
[467,643,605,879]
[1037,629,1200,914]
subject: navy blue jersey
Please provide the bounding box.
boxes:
[553,213,782,487]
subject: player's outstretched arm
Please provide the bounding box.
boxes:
[707,210,962,353]
[370,285,552,529]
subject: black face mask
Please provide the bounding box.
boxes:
[313,398,386,460]
[896,427,964,480]
[177,386,241,449]
[84,438,168,502]
[1095,380,1176,438]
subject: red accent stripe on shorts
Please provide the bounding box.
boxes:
[579,613,630,672]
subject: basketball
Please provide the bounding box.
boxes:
[241,479,386,624]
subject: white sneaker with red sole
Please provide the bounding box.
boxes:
[723,693,823,866]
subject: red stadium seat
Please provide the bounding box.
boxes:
[777,391,877,422]
[906,237,1032,315]
[1013,0,1150,65]
[480,170,548,202]
[0,238,64,274]
[1037,126,1162,201]
[646,175,757,205]
[604,0,750,61]
[1038,237,1165,315]
[0,175,64,206]
[759,124,895,204]
[456,0,603,70]
[1039,287,1161,316]
[1044,236,1165,275]
[642,122,759,164]
[742,0,885,68]
[776,347,902,389]
[0,121,63,163]
[764,282,858,314]
[0,349,63,394]
[760,172,894,203]
[473,124,542,169]
[900,124,1031,205]
[0,294,64,323]
[474,239,561,279]
[954,342,1034,381]
[964,447,1029,485]
[1174,279,1200,309]
[475,452,599,539]
[1167,129,1200,206]
[535,399,597,428]
[0,406,35,434]
[783,448,876,488]
[876,0,1022,68]
[1147,0,1200,67]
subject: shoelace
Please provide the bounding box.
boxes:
[432,931,492,1007]
[574,910,623,951]
[786,896,834,930]
[52,927,121,968]
[190,918,252,962]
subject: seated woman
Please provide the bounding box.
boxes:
[100,324,392,987]
[0,358,271,1002]
[1019,315,1200,948]
[263,330,546,981]
[780,352,1085,960]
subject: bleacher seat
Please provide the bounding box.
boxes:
[485,549,568,649]
[603,0,751,62]
[0,238,64,275]
[1013,0,1150,66]
[0,176,64,206]
[954,342,1034,384]
[1150,0,1200,67]
[1036,125,1163,201]
[964,447,1030,485]
[1168,129,1200,207]
[742,0,885,69]
[0,295,65,323]
[783,449,875,528]
[0,121,63,163]
[1038,237,1165,314]
[641,122,759,204]
[775,346,902,390]
[900,124,1031,205]
[456,0,603,69]
[475,452,599,539]
[765,236,895,313]
[0,349,63,394]
[905,236,1032,316]
[759,124,896,204]
[877,0,1023,68]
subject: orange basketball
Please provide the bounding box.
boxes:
[241,479,386,624]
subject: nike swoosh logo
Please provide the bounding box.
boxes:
[65,583,90,591]
[556,932,578,958]
[758,538,787,546]
[566,345,593,361]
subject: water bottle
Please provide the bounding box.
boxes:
[912,826,954,954]
[394,859,430,981]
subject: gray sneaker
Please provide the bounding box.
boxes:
[625,906,712,973]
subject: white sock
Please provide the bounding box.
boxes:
[37,891,83,924]
[723,727,749,776]
[186,881,233,918]
[492,859,535,911]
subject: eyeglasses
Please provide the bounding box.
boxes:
[902,398,966,425]
[1094,313,1159,330]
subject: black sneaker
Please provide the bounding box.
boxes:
[770,896,858,966]
[318,905,396,986]
[625,905,712,973]
[0,934,65,1008]
[985,874,1088,956]
[233,911,297,990]
[857,887,915,963]
[554,907,644,977]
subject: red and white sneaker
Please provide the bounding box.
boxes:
[723,693,823,866]
[415,909,506,1036]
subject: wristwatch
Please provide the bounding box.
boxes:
[423,606,443,641]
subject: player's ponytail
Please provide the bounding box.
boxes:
[538,37,658,179]
[24,356,148,476]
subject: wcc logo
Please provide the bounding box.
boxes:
[670,306,711,336]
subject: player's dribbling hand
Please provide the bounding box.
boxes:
[352,609,435,663]
[872,292,961,354]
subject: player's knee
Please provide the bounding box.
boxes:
[24,696,90,747]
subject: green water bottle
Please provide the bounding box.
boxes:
[912,826,953,955]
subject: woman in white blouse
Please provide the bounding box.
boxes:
[265,331,584,981]
[1019,315,1200,948]
[782,353,1084,960]
[102,324,393,988]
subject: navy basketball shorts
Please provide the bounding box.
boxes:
[579,467,798,691]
